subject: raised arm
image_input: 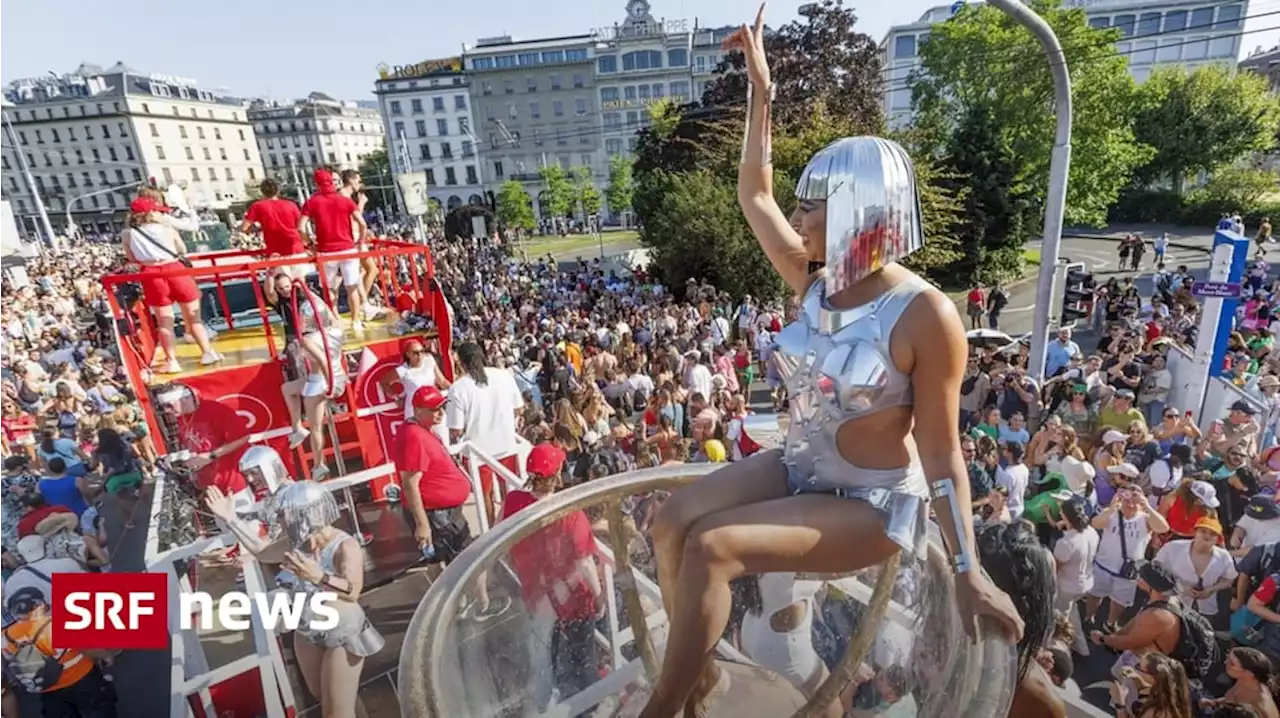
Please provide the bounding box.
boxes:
[725,6,812,297]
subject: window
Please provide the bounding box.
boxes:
[494,161,504,179]
[390,100,402,115]
[1157,40,1182,62]
[437,119,449,135]
[668,49,689,66]
[125,146,134,161]
[1209,34,1237,56]
[190,167,200,181]
[550,74,562,90]
[425,168,437,185]
[118,122,127,137]
[394,121,405,138]
[328,152,336,163]
[671,81,690,100]
[420,143,433,160]
[415,119,428,136]
[50,129,61,143]
[445,167,457,185]
[225,168,234,181]
[565,49,587,62]
[542,50,564,63]
[575,99,588,115]
[115,169,124,182]
[695,55,707,73]
[441,142,453,159]
[430,97,443,112]
[108,147,117,161]
[219,148,228,161]
[601,88,620,103]
[553,101,564,117]
[1113,14,1135,37]
[244,148,252,161]
[496,55,517,68]
[573,73,585,88]
[526,77,538,93]
[556,129,567,146]
[162,168,173,183]
[454,95,467,110]
[624,86,637,102]
[473,57,494,70]
[132,168,142,181]
[185,147,195,160]
[67,127,76,141]
[248,168,256,180]
[179,126,188,139]
[482,81,493,96]
[84,126,94,140]
[519,52,540,66]
[466,166,478,184]
[598,55,617,73]
[1190,7,1214,29]
[239,129,246,141]
[1184,37,1209,59]
[1137,13,1161,36]
[1163,10,1186,32]
[626,111,638,127]
[894,35,917,58]
[462,140,474,157]
[1133,39,1157,64]
[1216,4,1242,29]
[411,99,424,113]
[606,138,623,155]
[604,112,621,128]
[459,117,470,134]
[90,149,100,162]
[102,123,111,138]
[638,85,651,101]
[530,101,542,118]
[269,153,278,166]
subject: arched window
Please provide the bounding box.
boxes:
[468,193,484,205]
[447,195,463,210]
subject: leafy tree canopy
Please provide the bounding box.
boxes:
[495,179,535,232]
[605,154,635,215]
[913,0,1152,226]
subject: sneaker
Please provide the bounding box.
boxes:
[199,351,224,366]
[351,320,365,333]
[471,596,511,622]
[160,359,182,374]
[287,427,310,449]
[311,464,330,481]
[362,305,387,321]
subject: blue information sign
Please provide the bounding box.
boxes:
[1192,280,1243,299]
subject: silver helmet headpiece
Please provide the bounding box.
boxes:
[238,445,289,498]
[273,480,340,548]
[794,136,924,296]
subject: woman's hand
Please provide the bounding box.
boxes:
[956,571,1025,643]
[282,550,325,584]
[722,4,771,88]
[204,486,236,521]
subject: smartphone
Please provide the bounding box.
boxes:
[1185,410,1194,420]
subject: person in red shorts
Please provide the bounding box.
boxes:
[394,386,473,565]
[300,168,367,331]
[502,443,603,706]
[122,193,221,374]
[155,384,251,530]
[241,178,308,280]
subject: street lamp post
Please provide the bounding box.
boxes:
[65,180,145,236]
[2,112,58,247]
[985,0,1074,382]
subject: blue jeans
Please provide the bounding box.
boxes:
[1143,401,1165,428]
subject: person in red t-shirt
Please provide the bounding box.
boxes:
[157,384,251,524]
[502,443,602,703]
[300,168,368,330]
[241,178,308,280]
[394,386,474,564]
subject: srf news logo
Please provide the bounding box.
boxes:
[50,573,341,651]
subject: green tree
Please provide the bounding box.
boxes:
[1186,166,1280,212]
[605,154,635,216]
[572,167,602,217]
[495,180,535,232]
[538,164,573,224]
[1133,65,1280,194]
[358,148,394,214]
[913,0,1152,226]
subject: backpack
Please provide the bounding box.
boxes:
[1148,599,1221,680]
[4,613,63,693]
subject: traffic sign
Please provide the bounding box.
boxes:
[1191,281,1242,299]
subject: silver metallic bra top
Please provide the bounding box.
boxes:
[773,273,930,475]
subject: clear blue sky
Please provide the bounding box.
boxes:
[0,0,935,101]
[4,0,1277,101]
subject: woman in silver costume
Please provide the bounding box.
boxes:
[637,8,1025,717]
[206,480,382,718]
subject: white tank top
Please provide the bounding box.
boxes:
[125,223,182,264]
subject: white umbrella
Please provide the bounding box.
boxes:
[966,329,1014,348]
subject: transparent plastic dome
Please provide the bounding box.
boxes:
[399,465,1018,717]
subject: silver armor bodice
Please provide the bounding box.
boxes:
[773,274,931,496]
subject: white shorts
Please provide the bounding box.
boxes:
[303,372,348,398]
[1088,564,1138,607]
[318,251,361,289]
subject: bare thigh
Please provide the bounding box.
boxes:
[654,448,790,540]
[321,646,365,718]
[686,493,901,579]
[293,633,324,701]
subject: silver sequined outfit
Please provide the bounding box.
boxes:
[773,273,931,556]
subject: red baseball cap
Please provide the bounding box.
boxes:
[411,386,447,411]
[526,443,566,479]
[130,196,169,214]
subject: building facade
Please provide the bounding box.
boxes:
[593,0,698,161]
[1240,44,1280,91]
[465,34,601,218]
[249,92,382,185]
[373,57,485,210]
[881,0,1249,126]
[1,63,264,232]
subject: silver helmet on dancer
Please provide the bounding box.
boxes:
[794,137,924,296]
[239,445,290,498]
[273,480,341,548]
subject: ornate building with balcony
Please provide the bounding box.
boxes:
[248,92,383,189]
[1,62,264,233]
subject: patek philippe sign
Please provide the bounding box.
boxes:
[592,18,690,41]
[602,97,663,110]
[377,57,463,80]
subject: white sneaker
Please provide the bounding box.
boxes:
[362,305,387,320]
[199,351,223,366]
[288,427,310,449]
[311,464,330,481]
[160,359,182,374]
[351,320,365,333]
